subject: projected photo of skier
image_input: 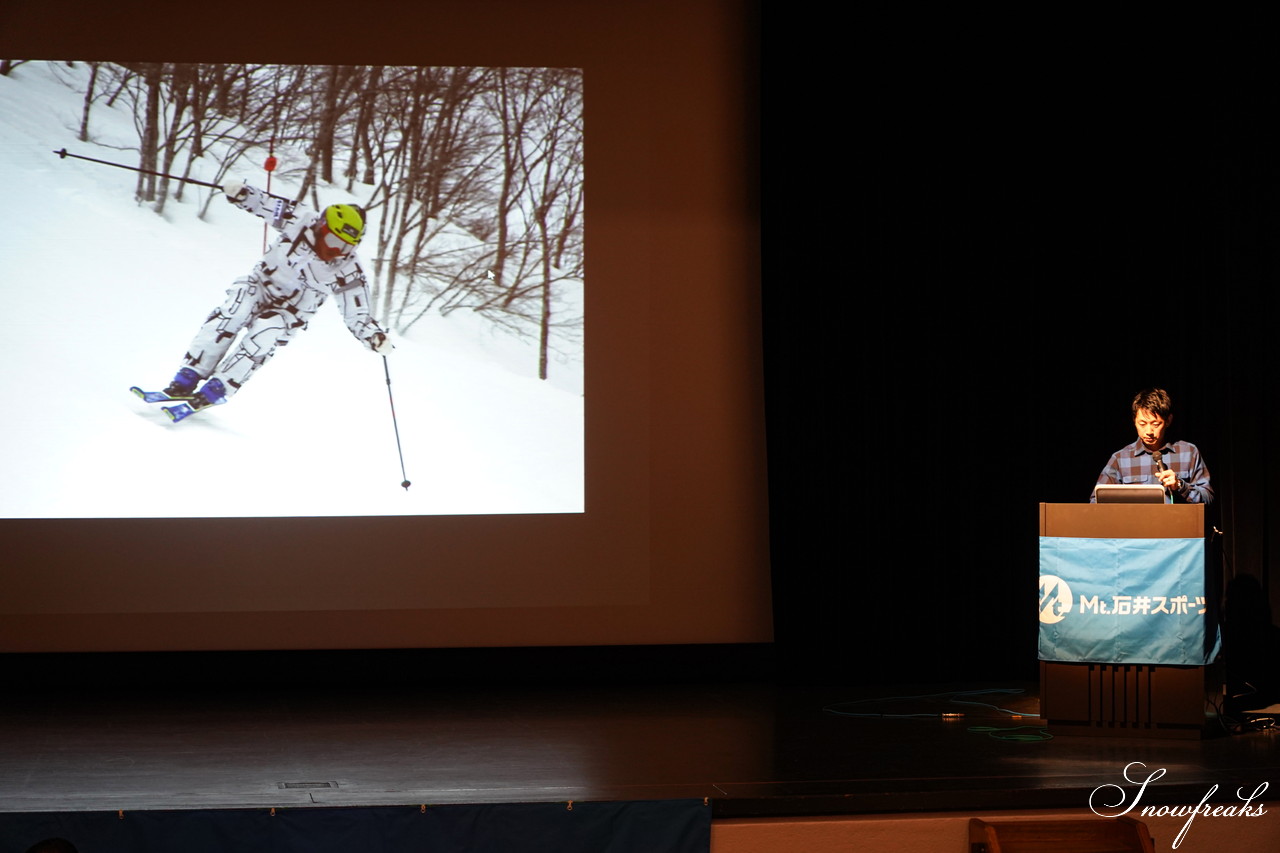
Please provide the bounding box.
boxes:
[0,61,585,519]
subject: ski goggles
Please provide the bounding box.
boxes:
[330,220,362,244]
[319,225,355,254]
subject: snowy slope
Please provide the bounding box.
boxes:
[0,61,583,518]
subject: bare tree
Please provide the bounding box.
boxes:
[134,63,162,203]
[346,65,383,190]
[77,62,101,142]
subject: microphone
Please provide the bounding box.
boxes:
[1152,451,1172,498]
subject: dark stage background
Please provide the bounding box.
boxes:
[764,34,1280,686]
[0,9,1277,694]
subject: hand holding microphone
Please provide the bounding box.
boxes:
[1152,451,1179,492]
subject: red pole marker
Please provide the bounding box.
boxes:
[262,140,276,253]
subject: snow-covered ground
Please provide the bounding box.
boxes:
[0,61,583,518]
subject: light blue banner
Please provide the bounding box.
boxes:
[1039,536,1207,665]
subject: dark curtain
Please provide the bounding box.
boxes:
[763,34,1280,685]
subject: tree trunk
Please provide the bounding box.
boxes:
[494,68,518,307]
[347,66,381,191]
[318,64,341,185]
[135,63,162,203]
[381,67,431,327]
[77,62,99,142]
[154,64,192,215]
[538,244,552,381]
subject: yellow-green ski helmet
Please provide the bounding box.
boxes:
[323,203,365,246]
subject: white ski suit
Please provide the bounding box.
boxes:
[180,185,386,402]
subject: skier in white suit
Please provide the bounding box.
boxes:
[159,180,392,414]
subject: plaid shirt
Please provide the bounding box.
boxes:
[1091,439,1213,504]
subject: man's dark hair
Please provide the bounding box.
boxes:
[1131,387,1173,420]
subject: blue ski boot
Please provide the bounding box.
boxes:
[191,378,227,409]
[163,378,227,422]
[163,367,200,398]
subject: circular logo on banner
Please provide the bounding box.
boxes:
[1039,575,1073,624]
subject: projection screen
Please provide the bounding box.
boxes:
[0,0,771,653]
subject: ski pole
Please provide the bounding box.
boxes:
[52,148,292,201]
[382,355,412,491]
[53,148,226,190]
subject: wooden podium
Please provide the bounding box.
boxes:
[1038,503,1217,739]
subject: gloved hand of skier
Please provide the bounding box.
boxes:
[222,179,248,201]
[370,331,394,354]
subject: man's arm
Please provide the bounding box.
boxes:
[1089,454,1122,503]
[1173,447,1213,504]
[223,181,304,229]
[332,262,392,352]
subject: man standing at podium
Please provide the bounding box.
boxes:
[1091,387,1213,504]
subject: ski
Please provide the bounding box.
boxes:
[161,402,199,422]
[130,386,196,404]
[131,385,205,422]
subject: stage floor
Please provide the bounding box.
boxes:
[1,678,1277,818]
